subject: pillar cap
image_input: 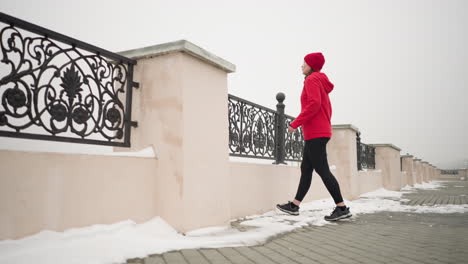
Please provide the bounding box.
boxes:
[401,154,414,158]
[368,144,401,151]
[332,124,360,133]
[118,39,236,73]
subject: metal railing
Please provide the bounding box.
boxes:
[440,170,459,175]
[284,113,304,161]
[227,94,375,168]
[228,93,303,163]
[356,132,376,170]
[0,12,138,147]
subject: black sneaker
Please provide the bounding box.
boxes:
[276,201,299,216]
[324,207,352,221]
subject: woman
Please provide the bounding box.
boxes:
[276,52,351,221]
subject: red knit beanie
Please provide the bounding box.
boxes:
[304,52,325,72]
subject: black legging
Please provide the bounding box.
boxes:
[295,137,344,204]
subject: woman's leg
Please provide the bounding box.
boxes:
[311,138,345,205]
[293,141,314,205]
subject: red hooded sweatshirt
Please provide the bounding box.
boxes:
[289,72,334,140]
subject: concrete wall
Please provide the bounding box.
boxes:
[458,169,468,180]
[0,122,368,240]
[357,170,383,195]
[0,150,158,239]
[401,155,415,186]
[228,162,329,220]
[422,162,430,182]
[400,171,408,187]
[371,144,402,191]
[431,166,436,181]
[414,160,423,184]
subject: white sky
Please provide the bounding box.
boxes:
[0,0,467,168]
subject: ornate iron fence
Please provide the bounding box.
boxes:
[228,93,304,163]
[0,12,138,147]
[228,94,276,160]
[285,114,304,161]
[356,132,376,170]
[227,95,375,168]
[440,170,458,175]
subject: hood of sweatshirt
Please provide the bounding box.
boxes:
[308,72,334,94]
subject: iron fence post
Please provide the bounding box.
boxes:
[273,92,286,165]
[356,132,362,170]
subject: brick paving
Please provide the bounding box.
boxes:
[127,180,468,264]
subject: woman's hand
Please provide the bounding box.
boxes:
[288,126,296,133]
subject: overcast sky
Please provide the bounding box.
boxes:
[1,0,467,169]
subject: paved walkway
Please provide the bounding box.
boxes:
[127,180,468,264]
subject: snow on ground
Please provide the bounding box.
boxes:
[1,180,466,264]
[401,181,446,191]
[108,146,156,158]
[359,188,408,198]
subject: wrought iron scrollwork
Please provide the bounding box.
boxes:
[0,12,137,146]
[228,94,276,159]
[285,115,304,161]
[440,170,458,175]
[357,132,376,170]
[359,143,376,169]
[228,94,305,163]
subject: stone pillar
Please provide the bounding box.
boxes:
[426,163,432,182]
[459,169,468,181]
[419,162,424,182]
[421,162,429,182]
[431,165,436,181]
[429,164,433,181]
[417,159,424,184]
[430,165,434,181]
[413,157,421,184]
[369,144,402,191]
[328,125,360,200]
[401,155,414,186]
[419,162,425,182]
[118,40,235,232]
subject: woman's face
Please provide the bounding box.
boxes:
[302,61,312,75]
